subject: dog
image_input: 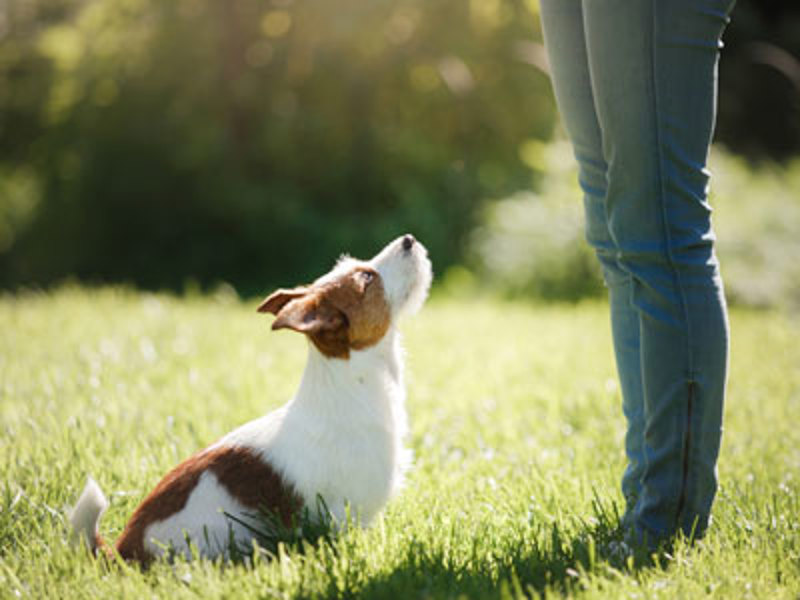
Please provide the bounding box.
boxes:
[69,234,432,564]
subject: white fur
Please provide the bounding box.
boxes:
[70,235,431,560]
[68,476,108,550]
[220,329,410,526]
[143,471,256,559]
[369,235,432,318]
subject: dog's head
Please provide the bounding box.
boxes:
[257,235,432,359]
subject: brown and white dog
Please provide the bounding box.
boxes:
[69,234,432,564]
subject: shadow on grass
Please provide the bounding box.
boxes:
[354,501,631,599]
[200,494,667,598]
[317,495,667,599]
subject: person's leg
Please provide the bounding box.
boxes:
[539,1,646,523]
[581,0,734,544]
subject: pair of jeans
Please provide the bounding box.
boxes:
[539,0,734,545]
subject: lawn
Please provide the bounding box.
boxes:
[1,287,798,599]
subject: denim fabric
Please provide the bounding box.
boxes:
[539,0,734,546]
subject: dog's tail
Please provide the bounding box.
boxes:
[68,476,109,554]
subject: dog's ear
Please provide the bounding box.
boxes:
[271,294,346,335]
[271,294,350,358]
[256,287,310,315]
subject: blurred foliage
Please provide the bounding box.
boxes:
[717,0,800,161]
[711,150,800,309]
[467,143,800,309]
[467,140,603,301]
[0,0,797,297]
[0,0,555,293]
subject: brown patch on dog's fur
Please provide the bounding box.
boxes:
[325,266,391,351]
[260,265,391,359]
[209,447,302,517]
[270,293,351,358]
[115,446,302,564]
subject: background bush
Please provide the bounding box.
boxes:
[711,151,800,309]
[0,0,555,293]
[717,1,800,161]
[467,144,800,309]
[0,0,797,302]
[466,141,603,301]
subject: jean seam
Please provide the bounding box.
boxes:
[646,0,696,530]
[675,381,695,529]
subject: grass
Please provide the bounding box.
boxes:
[1,286,799,599]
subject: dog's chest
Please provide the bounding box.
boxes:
[267,393,405,524]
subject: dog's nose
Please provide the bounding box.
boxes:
[402,234,415,252]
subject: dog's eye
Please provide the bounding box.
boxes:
[359,270,375,286]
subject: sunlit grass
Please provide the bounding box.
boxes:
[1,287,798,598]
